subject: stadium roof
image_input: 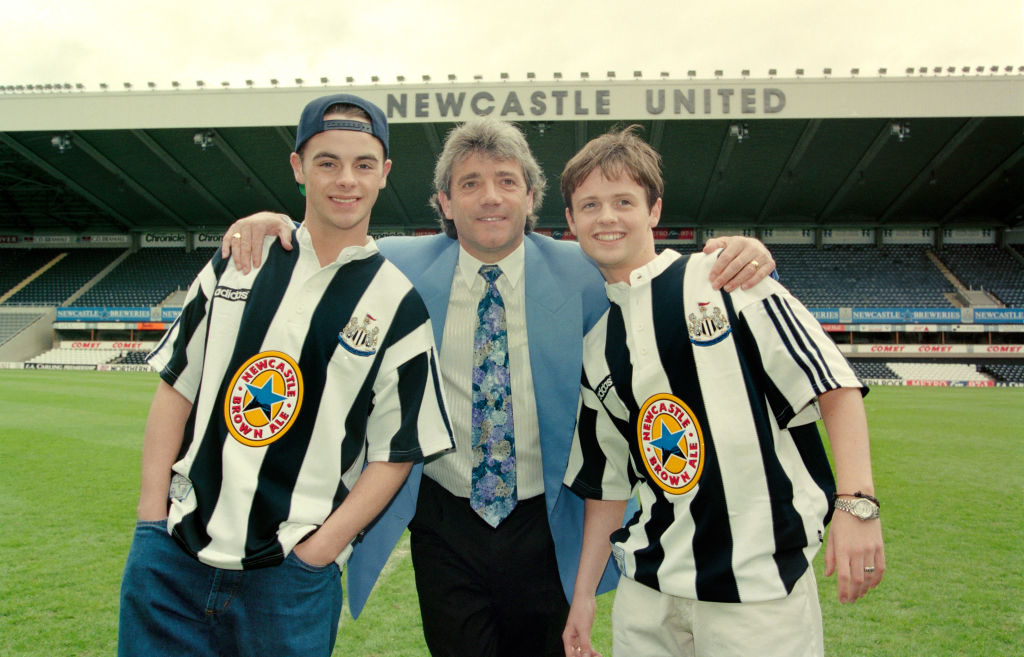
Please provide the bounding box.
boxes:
[1,73,1022,237]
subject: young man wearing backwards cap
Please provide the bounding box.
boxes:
[117,94,454,657]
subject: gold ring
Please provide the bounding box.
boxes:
[749,259,760,271]
[232,232,242,240]
[864,566,876,573]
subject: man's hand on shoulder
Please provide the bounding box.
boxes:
[703,236,775,292]
[220,212,295,274]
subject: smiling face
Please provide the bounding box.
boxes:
[437,152,534,263]
[565,169,661,284]
[290,113,391,252]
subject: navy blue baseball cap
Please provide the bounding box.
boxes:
[294,93,389,158]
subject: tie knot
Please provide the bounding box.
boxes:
[479,265,502,285]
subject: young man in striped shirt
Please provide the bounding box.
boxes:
[117,94,454,657]
[559,126,885,657]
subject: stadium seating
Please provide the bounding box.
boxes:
[937,245,1024,308]
[3,249,124,306]
[0,312,43,345]
[27,347,121,365]
[848,361,899,380]
[978,362,1024,384]
[885,362,992,382]
[0,249,65,299]
[112,351,150,365]
[767,245,955,307]
[72,248,215,307]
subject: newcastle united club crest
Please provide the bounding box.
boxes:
[339,313,380,356]
[687,301,731,346]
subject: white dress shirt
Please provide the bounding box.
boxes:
[425,241,544,501]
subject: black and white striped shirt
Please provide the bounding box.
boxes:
[149,228,453,570]
[564,249,863,602]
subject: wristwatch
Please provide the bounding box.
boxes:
[833,492,880,520]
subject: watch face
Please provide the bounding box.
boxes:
[853,499,873,519]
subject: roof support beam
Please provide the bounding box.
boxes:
[131,129,237,222]
[941,143,1024,226]
[879,118,981,224]
[648,120,665,152]
[816,121,891,224]
[0,132,135,231]
[757,119,821,224]
[70,132,191,228]
[205,129,286,210]
[574,121,588,155]
[695,124,741,223]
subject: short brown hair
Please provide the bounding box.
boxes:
[560,124,663,214]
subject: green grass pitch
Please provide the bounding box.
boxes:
[0,370,1021,656]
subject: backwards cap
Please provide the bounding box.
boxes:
[294,93,389,158]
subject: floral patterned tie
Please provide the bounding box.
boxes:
[470,265,517,527]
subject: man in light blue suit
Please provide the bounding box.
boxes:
[223,119,774,656]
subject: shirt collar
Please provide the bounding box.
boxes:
[606,249,681,303]
[296,223,379,265]
[455,241,525,291]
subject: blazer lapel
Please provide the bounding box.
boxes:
[414,242,459,350]
[524,237,584,512]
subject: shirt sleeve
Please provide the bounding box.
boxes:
[147,251,226,402]
[364,290,454,464]
[737,282,865,428]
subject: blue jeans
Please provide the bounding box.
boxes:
[118,520,343,657]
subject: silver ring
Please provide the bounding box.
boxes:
[231,232,242,240]
[864,566,876,573]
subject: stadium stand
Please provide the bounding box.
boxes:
[886,362,993,382]
[978,362,1024,384]
[72,248,215,307]
[27,347,122,366]
[937,244,1024,307]
[765,244,955,307]
[849,361,900,381]
[2,249,124,306]
[0,249,64,299]
[112,351,150,365]
[0,312,43,346]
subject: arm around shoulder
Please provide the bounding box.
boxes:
[220,212,296,273]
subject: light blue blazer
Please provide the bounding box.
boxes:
[346,232,622,618]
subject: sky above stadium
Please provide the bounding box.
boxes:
[4,0,1022,89]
